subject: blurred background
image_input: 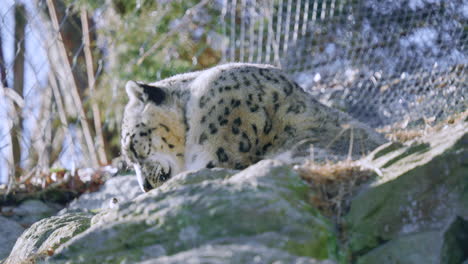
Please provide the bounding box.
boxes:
[0,0,466,196]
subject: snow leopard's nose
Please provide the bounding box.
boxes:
[142,178,153,192]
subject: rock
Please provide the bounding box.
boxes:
[4,213,91,264]
[40,160,337,263]
[136,244,335,264]
[61,174,141,213]
[356,217,468,264]
[6,199,60,227]
[0,216,25,260]
[356,231,443,264]
[4,121,465,263]
[345,122,468,262]
[441,216,468,264]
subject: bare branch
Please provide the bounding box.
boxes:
[48,72,69,130]
[2,87,25,108]
[11,3,27,180]
[0,32,7,87]
[46,0,99,168]
[81,8,108,165]
[136,0,212,66]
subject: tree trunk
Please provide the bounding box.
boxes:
[45,0,98,96]
[30,80,53,174]
[11,3,27,179]
[0,32,7,88]
[46,0,100,168]
[81,8,108,165]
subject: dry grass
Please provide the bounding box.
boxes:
[295,160,375,223]
[382,129,424,142]
[297,110,467,223]
[378,109,468,142]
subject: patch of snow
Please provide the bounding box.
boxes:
[462,2,468,18]
[313,73,321,82]
[325,44,336,57]
[400,27,438,52]
[408,0,425,10]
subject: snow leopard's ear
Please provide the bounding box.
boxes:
[125,81,166,105]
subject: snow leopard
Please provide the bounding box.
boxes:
[121,63,386,191]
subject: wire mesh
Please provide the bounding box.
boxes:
[0,0,466,186]
[0,0,226,185]
[222,0,467,127]
[0,0,112,185]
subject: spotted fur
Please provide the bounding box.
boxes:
[121,63,386,191]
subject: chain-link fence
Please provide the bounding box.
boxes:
[222,0,467,127]
[0,0,110,186]
[0,0,226,187]
[0,0,466,187]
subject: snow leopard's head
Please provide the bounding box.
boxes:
[121,81,186,192]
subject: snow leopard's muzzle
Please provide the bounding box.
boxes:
[134,163,172,192]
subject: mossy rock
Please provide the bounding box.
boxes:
[346,122,468,263]
[8,160,338,263]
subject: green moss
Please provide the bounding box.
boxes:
[284,227,338,260]
[372,142,404,160]
[382,142,430,168]
[346,128,468,258]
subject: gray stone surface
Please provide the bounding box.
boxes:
[440,217,468,264]
[4,213,91,264]
[0,216,25,260]
[47,160,337,263]
[346,122,468,263]
[356,231,442,264]
[61,174,141,213]
[137,244,335,264]
[5,120,466,264]
[357,217,468,264]
[6,199,59,227]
